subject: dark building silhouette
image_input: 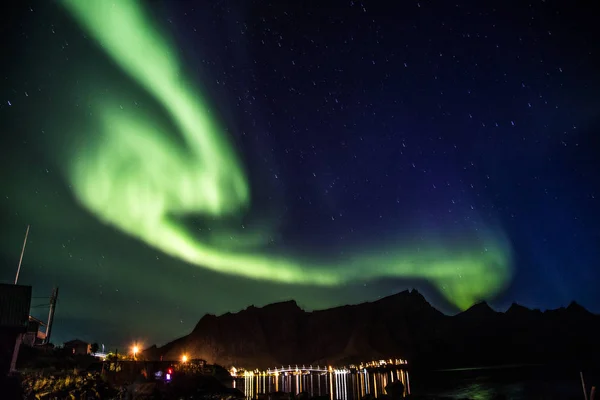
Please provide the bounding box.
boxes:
[22,316,47,346]
[0,283,32,375]
[63,339,91,356]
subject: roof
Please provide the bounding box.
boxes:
[28,315,46,325]
[0,283,32,328]
[64,339,90,346]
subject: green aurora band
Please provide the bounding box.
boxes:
[61,0,513,310]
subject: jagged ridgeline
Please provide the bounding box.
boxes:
[143,290,600,369]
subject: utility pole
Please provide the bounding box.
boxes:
[9,225,31,373]
[45,287,59,344]
[15,225,30,284]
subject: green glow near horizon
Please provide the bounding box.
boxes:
[61,0,513,310]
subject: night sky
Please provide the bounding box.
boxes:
[1,0,599,351]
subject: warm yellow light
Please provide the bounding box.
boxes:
[182,354,188,363]
[133,345,139,354]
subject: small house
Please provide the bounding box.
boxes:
[64,339,91,355]
[22,316,47,346]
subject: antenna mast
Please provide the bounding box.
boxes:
[45,287,59,345]
[15,225,30,285]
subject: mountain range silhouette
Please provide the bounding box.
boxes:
[144,290,599,370]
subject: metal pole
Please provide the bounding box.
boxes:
[15,225,30,284]
[9,333,24,373]
[581,371,589,400]
[45,287,59,344]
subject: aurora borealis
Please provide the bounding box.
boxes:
[60,0,511,309]
[1,0,599,349]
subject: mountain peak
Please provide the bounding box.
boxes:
[379,288,429,304]
[507,302,528,314]
[261,299,302,312]
[459,301,496,318]
[191,313,218,332]
[566,301,593,316]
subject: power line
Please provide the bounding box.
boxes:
[30,304,50,308]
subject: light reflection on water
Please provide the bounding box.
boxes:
[233,369,410,400]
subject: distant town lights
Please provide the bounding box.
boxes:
[230,359,408,378]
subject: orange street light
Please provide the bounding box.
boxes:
[182,354,188,363]
[133,345,139,360]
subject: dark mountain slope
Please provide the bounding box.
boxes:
[144,290,599,370]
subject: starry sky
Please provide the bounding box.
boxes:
[1,0,599,351]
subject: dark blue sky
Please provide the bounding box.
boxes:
[165,0,600,307]
[1,0,599,349]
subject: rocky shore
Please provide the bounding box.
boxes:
[3,370,503,400]
[2,371,121,399]
[3,369,245,400]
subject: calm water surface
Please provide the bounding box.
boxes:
[234,369,410,400]
[233,366,587,400]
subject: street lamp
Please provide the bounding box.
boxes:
[133,345,139,360]
[182,354,188,363]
